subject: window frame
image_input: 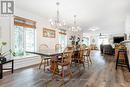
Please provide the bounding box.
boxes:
[14,16,36,58]
[24,27,36,52]
[83,36,90,46]
[58,32,67,49]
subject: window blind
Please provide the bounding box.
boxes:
[59,32,66,35]
[14,16,36,29]
[59,29,66,35]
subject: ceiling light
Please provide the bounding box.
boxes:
[88,27,99,31]
[49,2,66,30]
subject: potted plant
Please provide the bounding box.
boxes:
[0,41,15,63]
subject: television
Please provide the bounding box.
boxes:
[113,37,124,43]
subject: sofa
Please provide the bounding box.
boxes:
[100,44,114,55]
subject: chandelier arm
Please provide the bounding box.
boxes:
[49,2,67,30]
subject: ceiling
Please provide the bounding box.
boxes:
[15,0,130,33]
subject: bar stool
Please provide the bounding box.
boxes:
[115,48,130,72]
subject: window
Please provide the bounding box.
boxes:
[14,16,36,57]
[83,37,90,46]
[58,31,67,49]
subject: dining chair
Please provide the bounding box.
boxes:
[75,45,86,74]
[39,44,51,71]
[84,47,92,67]
[39,44,48,51]
[82,44,87,49]
[52,47,73,85]
[55,44,62,50]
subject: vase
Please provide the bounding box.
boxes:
[72,41,75,45]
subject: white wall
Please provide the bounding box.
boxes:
[0,16,12,57]
[125,14,130,66]
[125,15,130,39]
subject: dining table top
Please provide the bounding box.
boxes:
[26,48,89,57]
[26,49,64,57]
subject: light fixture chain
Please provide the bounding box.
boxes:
[56,2,60,23]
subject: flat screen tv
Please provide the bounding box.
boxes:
[113,37,124,43]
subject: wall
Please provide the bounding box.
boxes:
[0,16,12,57]
[125,14,130,66]
[125,15,130,39]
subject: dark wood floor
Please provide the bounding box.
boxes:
[0,51,130,87]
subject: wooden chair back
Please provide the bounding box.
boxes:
[86,48,91,56]
[82,44,87,49]
[115,44,126,59]
[61,47,73,64]
[63,46,73,52]
[55,44,62,50]
[39,44,48,52]
[78,45,85,61]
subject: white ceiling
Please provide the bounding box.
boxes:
[15,0,130,33]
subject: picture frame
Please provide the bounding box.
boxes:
[43,28,55,38]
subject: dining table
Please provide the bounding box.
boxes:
[26,49,64,71]
[26,49,64,57]
[26,48,88,72]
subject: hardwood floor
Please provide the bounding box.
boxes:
[0,51,130,87]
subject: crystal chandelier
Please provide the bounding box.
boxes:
[70,15,81,32]
[49,2,66,29]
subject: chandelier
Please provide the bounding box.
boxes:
[49,2,66,29]
[70,15,81,32]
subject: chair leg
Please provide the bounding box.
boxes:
[89,56,92,64]
[39,59,44,69]
[52,63,57,79]
[83,62,85,70]
[75,60,77,67]
[47,59,50,66]
[86,56,89,67]
[68,65,72,79]
[61,66,64,85]
[83,56,86,62]
[44,59,46,71]
[77,61,81,75]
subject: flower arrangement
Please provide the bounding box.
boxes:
[69,35,76,45]
[69,35,81,45]
[0,41,15,62]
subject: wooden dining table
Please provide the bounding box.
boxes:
[26,48,88,72]
[26,49,64,71]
